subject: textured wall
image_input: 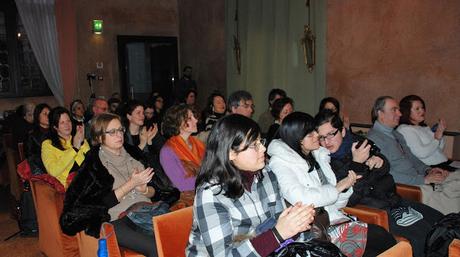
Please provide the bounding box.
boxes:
[327,1,460,130]
[178,0,226,109]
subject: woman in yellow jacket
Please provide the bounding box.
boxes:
[41,106,90,188]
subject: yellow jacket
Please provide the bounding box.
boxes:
[41,137,90,187]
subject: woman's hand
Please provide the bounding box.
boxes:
[139,127,148,149]
[365,156,384,170]
[72,125,84,149]
[434,119,446,140]
[145,124,158,145]
[351,140,370,163]
[275,202,315,240]
[336,170,361,192]
[130,167,154,188]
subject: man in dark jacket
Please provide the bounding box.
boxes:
[315,110,443,257]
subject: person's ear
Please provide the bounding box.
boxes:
[341,127,346,137]
[229,150,237,161]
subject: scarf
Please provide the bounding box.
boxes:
[330,129,353,160]
[166,135,205,177]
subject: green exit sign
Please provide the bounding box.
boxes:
[92,20,103,34]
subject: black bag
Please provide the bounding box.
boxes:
[311,207,331,241]
[425,212,460,257]
[18,189,38,235]
[269,239,346,257]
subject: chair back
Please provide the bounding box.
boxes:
[377,241,412,256]
[153,206,193,257]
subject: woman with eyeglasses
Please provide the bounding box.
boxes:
[60,113,161,257]
[41,106,90,187]
[268,112,395,257]
[160,104,205,192]
[186,114,315,256]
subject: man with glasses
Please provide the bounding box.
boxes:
[367,96,460,215]
[316,109,443,257]
[228,90,255,118]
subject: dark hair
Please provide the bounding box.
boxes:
[69,99,84,114]
[203,91,226,114]
[315,109,344,131]
[183,65,192,72]
[33,103,51,128]
[371,96,394,123]
[318,97,341,114]
[271,97,294,120]
[108,97,121,106]
[184,88,197,101]
[279,112,318,172]
[195,114,261,199]
[399,95,427,126]
[162,104,193,138]
[121,100,143,127]
[268,88,287,105]
[228,90,253,111]
[48,106,72,150]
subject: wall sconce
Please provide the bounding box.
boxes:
[92,20,103,34]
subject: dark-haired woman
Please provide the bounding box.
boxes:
[24,103,50,174]
[201,92,226,131]
[160,104,204,192]
[397,95,451,168]
[186,114,315,256]
[265,97,294,145]
[268,112,395,257]
[41,107,90,187]
[60,113,161,257]
[319,97,350,129]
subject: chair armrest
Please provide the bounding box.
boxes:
[343,205,389,231]
[449,239,460,257]
[396,183,422,202]
[377,241,412,257]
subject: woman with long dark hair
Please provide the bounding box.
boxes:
[268,112,395,257]
[41,106,90,187]
[186,114,315,256]
[25,103,50,174]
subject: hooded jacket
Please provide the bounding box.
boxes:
[267,139,351,223]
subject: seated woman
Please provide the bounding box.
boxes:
[266,97,294,145]
[160,104,205,192]
[397,95,453,169]
[41,106,90,187]
[60,113,160,257]
[201,92,227,131]
[319,97,350,129]
[268,112,396,257]
[316,110,443,257]
[186,114,315,256]
[25,103,50,174]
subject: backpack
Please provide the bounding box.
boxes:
[425,212,460,257]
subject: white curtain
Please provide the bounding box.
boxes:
[15,0,64,105]
[225,0,326,116]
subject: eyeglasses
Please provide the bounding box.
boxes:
[105,127,126,136]
[248,138,266,151]
[318,129,339,142]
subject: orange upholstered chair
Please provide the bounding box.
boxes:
[396,183,422,202]
[153,206,193,257]
[377,241,412,257]
[30,178,79,257]
[343,205,389,231]
[450,239,460,257]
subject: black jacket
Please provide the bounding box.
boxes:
[59,144,147,238]
[330,134,401,209]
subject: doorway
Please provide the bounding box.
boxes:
[117,36,178,105]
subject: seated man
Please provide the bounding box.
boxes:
[227,90,254,118]
[315,110,443,257]
[367,96,460,214]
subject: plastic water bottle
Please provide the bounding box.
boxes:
[97,238,108,257]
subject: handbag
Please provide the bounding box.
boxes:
[269,239,346,257]
[311,207,331,241]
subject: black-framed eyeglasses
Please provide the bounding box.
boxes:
[318,129,339,142]
[105,127,126,136]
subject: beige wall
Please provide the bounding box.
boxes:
[327,0,460,131]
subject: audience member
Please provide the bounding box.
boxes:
[268,112,396,257]
[397,95,452,169]
[41,107,90,187]
[25,103,50,175]
[184,89,197,106]
[319,97,350,129]
[11,103,35,147]
[316,110,443,257]
[160,104,204,191]
[60,113,161,257]
[108,97,121,114]
[201,92,226,131]
[367,96,460,214]
[258,88,286,135]
[175,66,197,103]
[227,90,254,118]
[85,97,108,141]
[266,97,293,145]
[70,99,85,136]
[186,114,315,256]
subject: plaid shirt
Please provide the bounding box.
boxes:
[186,168,285,257]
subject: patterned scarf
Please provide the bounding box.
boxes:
[166,135,205,177]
